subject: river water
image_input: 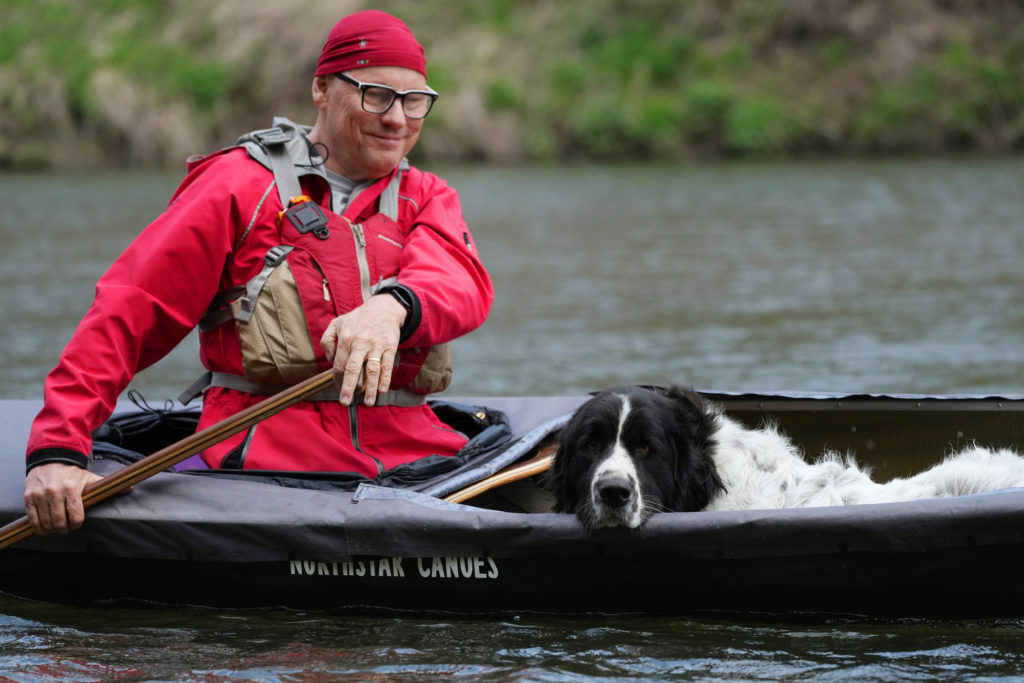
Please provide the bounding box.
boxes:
[2,158,1024,680]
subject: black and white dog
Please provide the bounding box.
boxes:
[550,384,1024,530]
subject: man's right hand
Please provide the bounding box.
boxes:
[24,462,103,535]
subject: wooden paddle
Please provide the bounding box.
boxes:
[0,369,337,550]
[444,444,557,504]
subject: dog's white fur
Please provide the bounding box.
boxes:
[588,396,647,527]
[706,415,1024,510]
[553,385,1024,529]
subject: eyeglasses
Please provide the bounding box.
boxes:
[335,73,438,119]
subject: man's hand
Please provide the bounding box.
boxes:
[320,294,408,406]
[24,462,103,535]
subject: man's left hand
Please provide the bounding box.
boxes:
[320,294,408,406]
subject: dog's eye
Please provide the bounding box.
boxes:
[584,440,600,453]
[635,443,651,458]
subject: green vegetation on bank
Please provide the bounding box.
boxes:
[2,0,1022,169]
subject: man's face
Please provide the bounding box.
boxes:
[311,65,427,181]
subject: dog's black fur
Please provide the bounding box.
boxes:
[550,385,725,529]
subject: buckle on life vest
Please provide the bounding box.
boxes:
[278,195,329,240]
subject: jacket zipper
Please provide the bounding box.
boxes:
[310,259,332,303]
[348,221,372,301]
[341,219,383,476]
[349,404,385,476]
[305,240,381,476]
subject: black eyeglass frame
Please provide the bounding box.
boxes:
[335,73,438,119]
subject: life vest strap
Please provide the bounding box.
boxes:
[178,370,426,407]
[248,127,303,209]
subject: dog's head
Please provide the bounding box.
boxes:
[550,384,723,530]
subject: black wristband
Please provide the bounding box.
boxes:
[26,447,89,474]
[378,284,421,344]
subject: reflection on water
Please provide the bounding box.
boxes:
[4,597,1024,681]
[2,158,1024,680]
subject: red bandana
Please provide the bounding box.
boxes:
[315,10,427,78]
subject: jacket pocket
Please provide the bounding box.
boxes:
[234,246,332,384]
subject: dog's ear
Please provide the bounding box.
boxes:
[547,429,577,513]
[664,385,724,511]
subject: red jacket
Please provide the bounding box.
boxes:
[27,138,493,475]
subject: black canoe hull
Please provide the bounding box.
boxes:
[4,392,1024,618]
[4,542,1023,618]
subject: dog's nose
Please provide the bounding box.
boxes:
[597,477,634,508]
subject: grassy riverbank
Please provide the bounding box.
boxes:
[2,0,1022,169]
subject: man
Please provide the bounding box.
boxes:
[23,10,493,534]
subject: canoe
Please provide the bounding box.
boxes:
[2,390,1024,618]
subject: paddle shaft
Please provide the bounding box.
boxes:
[444,445,556,504]
[0,369,337,551]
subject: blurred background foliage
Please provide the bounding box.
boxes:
[1,0,1022,169]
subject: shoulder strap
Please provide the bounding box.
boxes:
[379,166,402,220]
[236,126,304,209]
